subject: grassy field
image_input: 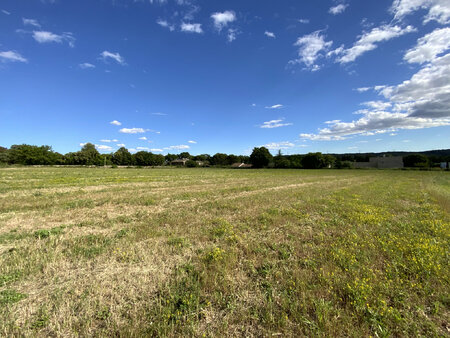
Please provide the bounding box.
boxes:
[0,167,448,336]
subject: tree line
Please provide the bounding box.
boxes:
[0,144,447,169]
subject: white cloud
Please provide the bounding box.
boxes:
[356,87,371,92]
[164,145,190,150]
[110,120,122,126]
[188,140,197,144]
[2,10,11,15]
[0,50,27,63]
[181,22,203,33]
[336,25,416,64]
[265,104,284,109]
[100,51,125,65]
[150,148,163,152]
[298,19,310,24]
[300,52,450,140]
[260,119,293,129]
[156,19,175,31]
[361,101,392,111]
[139,137,147,140]
[32,31,75,47]
[101,139,113,143]
[211,11,236,31]
[96,144,114,152]
[290,30,333,71]
[117,143,126,147]
[136,147,150,150]
[152,112,168,116]
[22,18,41,28]
[79,62,95,69]
[264,31,276,38]
[119,128,147,134]
[391,0,450,25]
[404,27,450,64]
[227,28,238,42]
[386,53,450,118]
[263,141,295,150]
[329,4,349,15]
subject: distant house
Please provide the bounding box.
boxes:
[171,158,189,166]
[231,162,253,168]
[354,156,404,169]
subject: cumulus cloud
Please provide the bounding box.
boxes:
[335,25,416,64]
[117,143,126,147]
[300,52,450,140]
[263,141,295,150]
[110,120,122,126]
[22,18,41,28]
[211,10,236,31]
[290,30,333,71]
[260,119,293,129]
[404,27,450,64]
[264,31,276,38]
[181,22,203,33]
[79,62,95,69]
[391,0,450,25]
[361,101,392,111]
[188,140,197,144]
[119,128,147,134]
[96,144,114,151]
[150,148,163,152]
[139,137,147,140]
[100,51,125,65]
[33,31,75,47]
[136,147,150,150]
[156,19,175,31]
[265,104,284,109]
[329,4,348,15]
[0,50,27,63]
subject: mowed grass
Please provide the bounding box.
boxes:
[0,167,448,336]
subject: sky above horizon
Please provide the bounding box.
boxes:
[1,0,449,155]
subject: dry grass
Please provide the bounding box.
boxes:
[0,167,448,336]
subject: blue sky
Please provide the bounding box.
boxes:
[1,0,449,155]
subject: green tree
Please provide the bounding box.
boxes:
[226,154,239,165]
[186,160,198,167]
[302,152,326,169]
[212,153,228,166]
[165,154,177,164]
[112,147,133,165]
[151,154,165,166]
[274,150,290,168]
[134,151,152,166]
[250,147,273,168]
[0,146,8,164]
[79,143,101,165]
[179,152,192,159]
[8,144,61,165]
[403,154,429,168]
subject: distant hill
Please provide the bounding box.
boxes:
[330,149,450,162]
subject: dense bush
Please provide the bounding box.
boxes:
[403,154,429,168]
